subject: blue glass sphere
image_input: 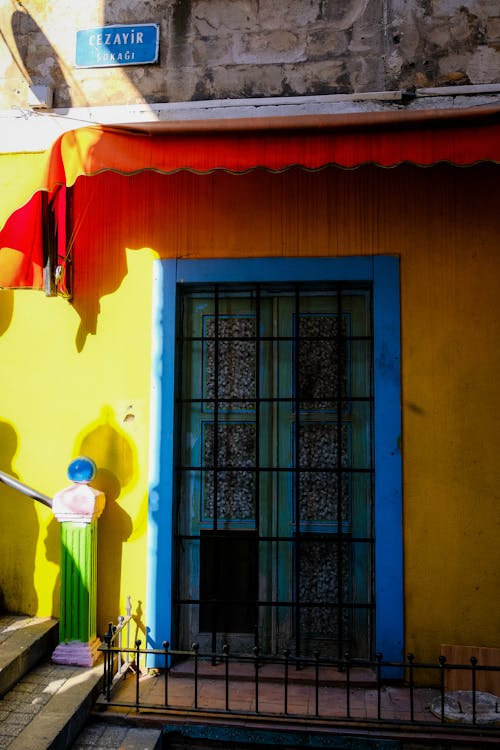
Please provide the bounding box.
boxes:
[67,456,96,483]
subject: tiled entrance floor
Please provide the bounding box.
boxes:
[101,663,441,724]
[94,661,500,747]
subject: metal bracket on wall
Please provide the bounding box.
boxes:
[42,190,57,297]
[42,187,73,299]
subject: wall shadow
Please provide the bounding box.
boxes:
[69,169,182,351]
[10,7,74,109]
[75,406,134,637]
[44,515,61,618]
[0,419,38,614]
[69,173,131,351]
[133,598,148,646]
[0,290,14,335]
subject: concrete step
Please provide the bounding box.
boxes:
[0,615,59,697]
[70,719,161,750]
[0,614,105,750]
[3,661,103,750]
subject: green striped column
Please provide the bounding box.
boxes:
[59,521,97,642]
[51,457,105,666]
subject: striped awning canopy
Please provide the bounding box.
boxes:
[1,105,499,291]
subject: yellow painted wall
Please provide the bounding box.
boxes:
[0,247,153,634]
[0,163,498,658]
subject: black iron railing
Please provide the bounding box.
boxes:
[98,631,500,733]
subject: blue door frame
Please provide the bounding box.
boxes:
[147,256,403,663]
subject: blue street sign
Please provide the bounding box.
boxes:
[75,24,159,68]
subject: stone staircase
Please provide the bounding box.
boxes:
[0,614,161,750]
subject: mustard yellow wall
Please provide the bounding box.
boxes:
[0,163,498,658]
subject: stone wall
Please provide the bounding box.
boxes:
[0,0,499,109]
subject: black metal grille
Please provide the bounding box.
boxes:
[99,633,500,735]
[174,282,374,659]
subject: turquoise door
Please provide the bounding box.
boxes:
[175,283,373,658]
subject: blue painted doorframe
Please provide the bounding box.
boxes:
[147,256,403,663]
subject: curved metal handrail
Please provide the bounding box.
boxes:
[0,470,52,508]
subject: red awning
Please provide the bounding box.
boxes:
[1,105,499,291]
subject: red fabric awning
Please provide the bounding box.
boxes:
[1,105,499,290]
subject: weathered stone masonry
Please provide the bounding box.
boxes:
[0,0,499,109]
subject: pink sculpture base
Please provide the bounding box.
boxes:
[52,636,102,667]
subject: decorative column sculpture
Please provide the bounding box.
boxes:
[51,457,105,667]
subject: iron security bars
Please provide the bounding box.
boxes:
[99,634,500,734]
[174,283,374,660]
